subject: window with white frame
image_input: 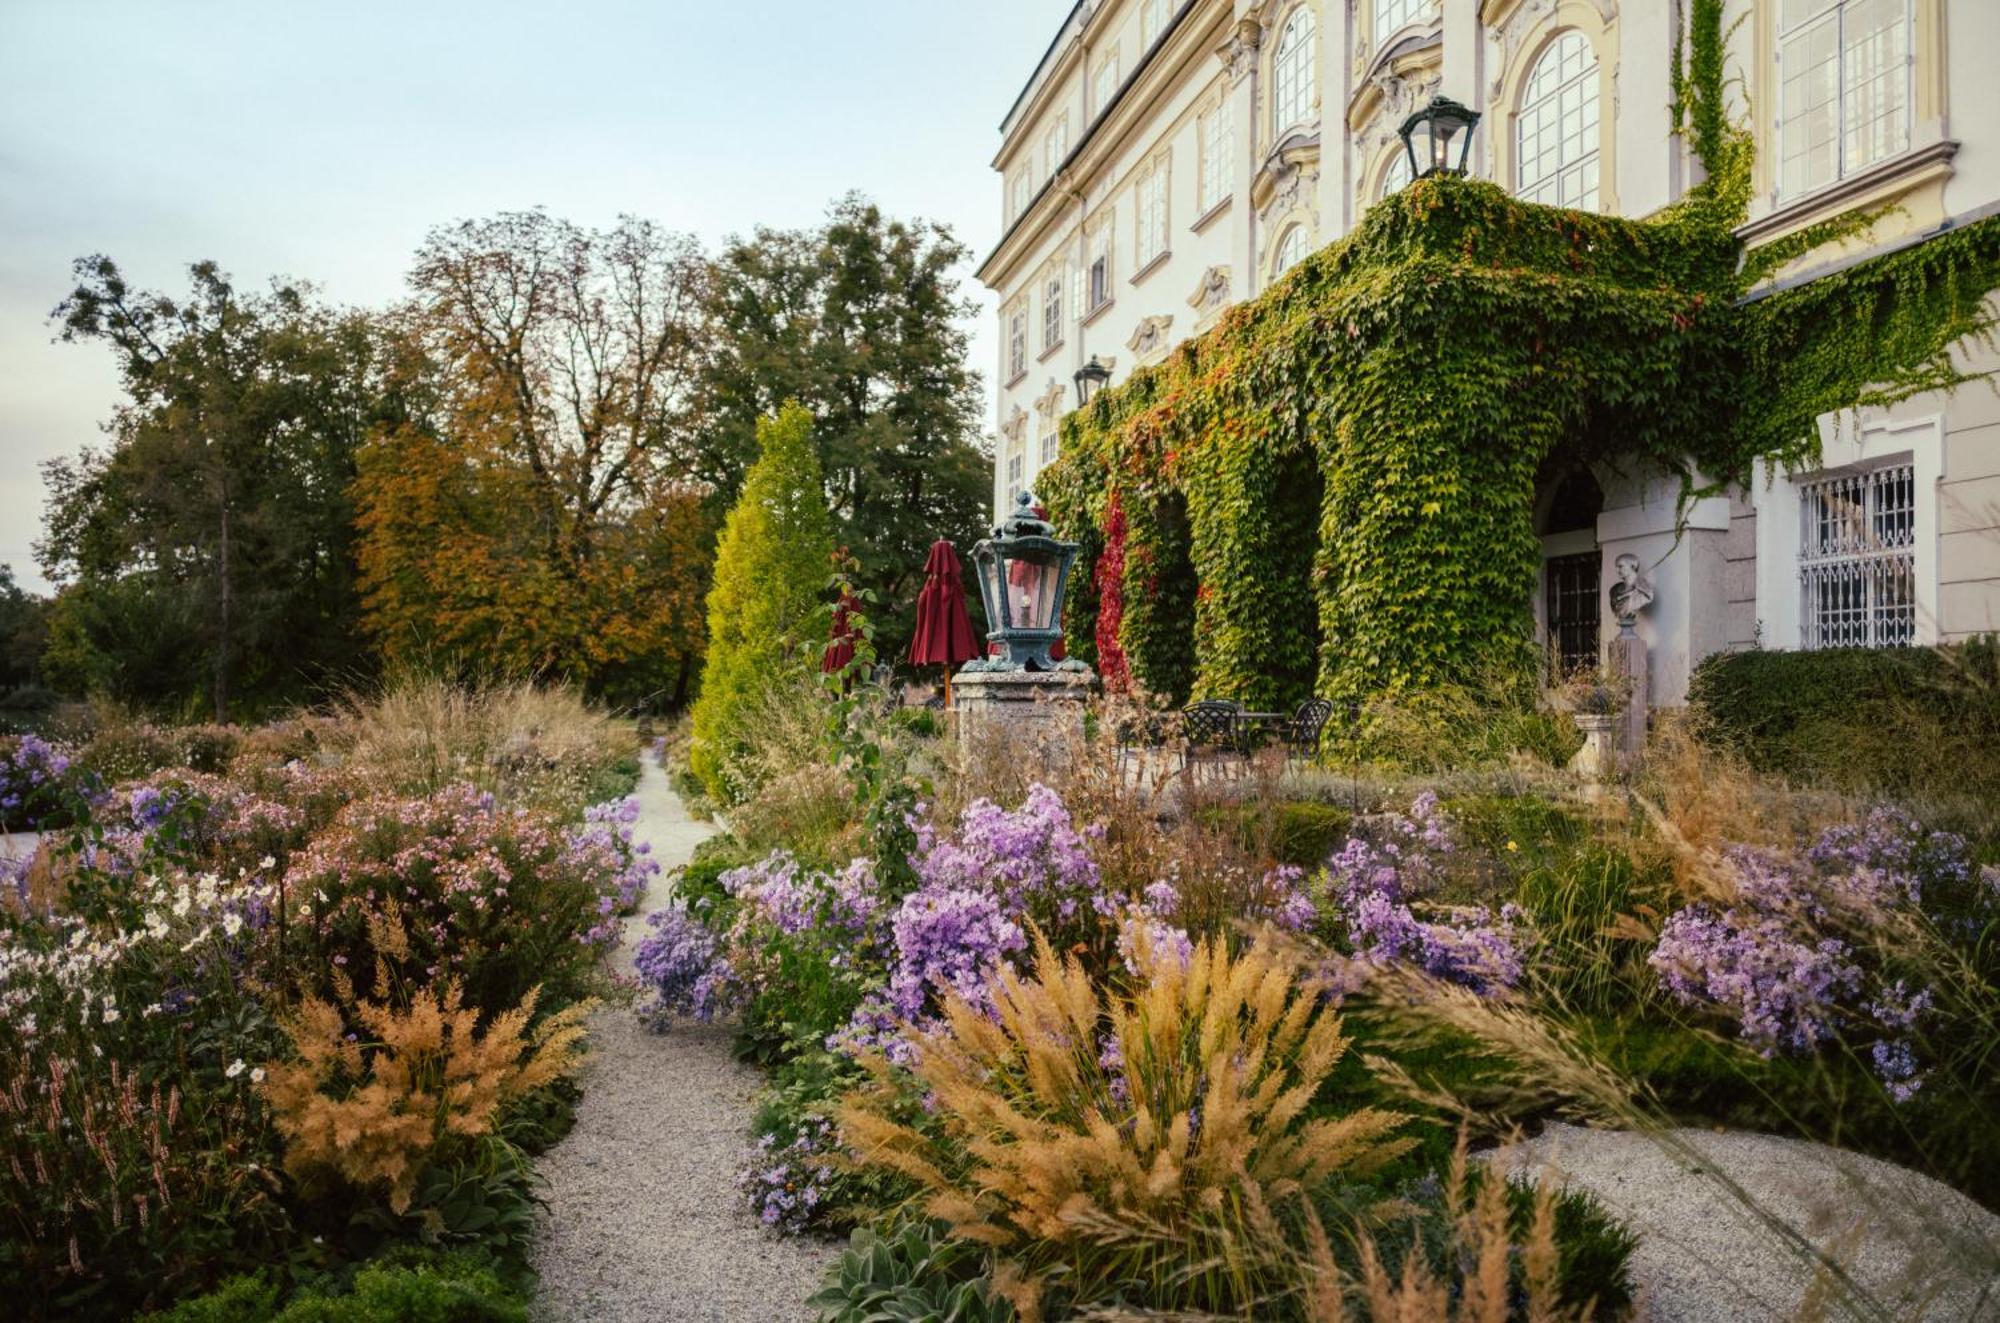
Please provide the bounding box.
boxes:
[1042,267,1065,352]
[1375,0,1430,41]
[1198,95,1233,213]
[1271,9,1316,136]
[1093,51,1120,118]
[1516,32,1601,210]
[1273,225,1309,277]
[1141,0,1170,48]
[1088,221,1115,311]
[1044,115,1069,178]
[1778,0,1911,201]
[1006,306,1027,381]
[1135,157,1170,269]
[1038,422,1060,468]
[1381,149,1414,199]
[1010,169,1033,224]
[1797,462,1918,649]
[1006,448,1026,497]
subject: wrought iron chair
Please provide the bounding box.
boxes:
[1285,697,1335,761]
[1180,699,1247,781]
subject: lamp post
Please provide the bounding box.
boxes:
[969,492,1081,672]
[1073,355,1111,409]
[1398,95,1482,179]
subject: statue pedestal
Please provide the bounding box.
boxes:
[1569,713,1623,789]
[953,667,1096,754]
[1609,625,1650,766]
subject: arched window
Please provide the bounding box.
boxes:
[1273,225,1309,276]
[1516,32,1600,210]
[1375,0,1429,42]
[1271,9,1317,136]
[1380,149,1413,200]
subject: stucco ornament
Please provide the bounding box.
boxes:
[1609,552,1654,629]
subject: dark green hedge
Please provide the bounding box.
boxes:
[1688,640,2000,836]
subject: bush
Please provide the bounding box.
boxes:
[138,1251,528,1323]
[689,404,835,804]
[1689,640,2000,837]
[1199,800,1354,868]
[810,1222,1015,1323]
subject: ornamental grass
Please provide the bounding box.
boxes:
[837,929,1411,1319]
[263,976,590,1215]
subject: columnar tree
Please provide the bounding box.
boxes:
[688,403,834,802]
[352,211,712,704]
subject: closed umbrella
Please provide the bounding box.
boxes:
[822,588,861,675]
[909,539,978,705]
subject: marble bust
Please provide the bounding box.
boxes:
[1609,553,1654,629]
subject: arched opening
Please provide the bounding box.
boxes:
[1536,467,1604,679]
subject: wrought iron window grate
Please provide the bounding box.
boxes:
[1798,463,1915,649]
[1545,551,1601,678]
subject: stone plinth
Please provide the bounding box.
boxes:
[953,667,1096,753]
[1610,626,1650,766]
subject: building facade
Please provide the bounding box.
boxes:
[978,0,2000,701]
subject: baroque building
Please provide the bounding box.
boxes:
[979,0,2000,701]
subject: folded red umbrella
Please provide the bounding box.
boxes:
[910,540,979,703]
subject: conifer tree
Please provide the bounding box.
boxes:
[688,402,833,801]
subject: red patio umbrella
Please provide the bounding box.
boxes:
[909,539,979,705]
[822,588,861,675]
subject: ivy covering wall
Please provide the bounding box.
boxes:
[1041,2,2000,714]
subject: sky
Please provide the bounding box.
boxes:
[0,0,1071,594]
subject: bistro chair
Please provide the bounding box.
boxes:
[1285,697,1335,761]
[1180,699,1246,781]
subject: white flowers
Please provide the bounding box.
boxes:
[225,1058,246,1079]
[222,911,244,938]
[101,1004,120,1024]
[250,1066,266,1084]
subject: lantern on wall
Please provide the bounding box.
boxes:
[970,492,1080,671]
[1398,95,1482,179]
[1073,355,1111,408]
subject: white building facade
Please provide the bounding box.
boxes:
[979,0,2000,702]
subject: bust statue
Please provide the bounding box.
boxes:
[1608,553,1654,630]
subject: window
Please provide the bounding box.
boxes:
[1093,51,1120,118]
[1198,96,1234,213]
[1006,449,1025,497]
[1141,0,1170,48]
[1088,221,1114,311]
[1042,268,1064,351]
[1375,0,1429,40]
[1135,158,1169,269]
[1273,226,1309,277]
[1039,423,1060,468]
[1778,0,1911,201]
[1009,169,1034,224]
[1544,552,1601,678]
[1381,149,1414,199]
[1043,116,1069,178]
[1271,9,1317,135]
[1006,307,1027,381]
[1516,32,1600,210]
[1798,463,1917,648]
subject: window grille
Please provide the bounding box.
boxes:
[1798,463,1916,649]
[1544,551,1601,677]
[1136,164,1168,267]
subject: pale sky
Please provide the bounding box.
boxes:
[0,0,1070,593]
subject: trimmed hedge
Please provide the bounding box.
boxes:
[1688,639,2000,831]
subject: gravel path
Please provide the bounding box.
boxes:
[531,757,839,1322]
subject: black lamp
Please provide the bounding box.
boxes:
[1398,95,1482,179]
[1073,355,1111,408]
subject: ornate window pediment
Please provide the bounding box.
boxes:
[1000,405,1030,444]
[1126,314,1176,360]
[1186,265,1232,314]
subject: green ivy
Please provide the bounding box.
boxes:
[1040,3,2000,717]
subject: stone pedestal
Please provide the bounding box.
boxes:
[953,667,1096,754]
[1609,626,1650,765]
[1569,712,1623,786]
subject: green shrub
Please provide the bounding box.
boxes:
[1198,800,1354,868]
[140,1251,527,1323]
[1689,640,2000,837]
[810,1222,1015,1323]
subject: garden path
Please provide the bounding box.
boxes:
[530,756,837,1323]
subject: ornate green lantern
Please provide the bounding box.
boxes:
[1399,95,1482,179]
[969,492,1082,672]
